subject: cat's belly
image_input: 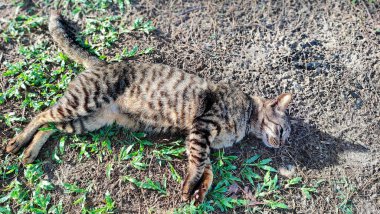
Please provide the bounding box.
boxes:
[117,78,210,131]
[118,98,196,131]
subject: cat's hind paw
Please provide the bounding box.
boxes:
[6,137,22,154]
[22,147,38,164]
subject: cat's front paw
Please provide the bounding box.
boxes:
[181,181,208,205]
[181,172,213,205]
[183,166,214,205]
[191,185,207,205]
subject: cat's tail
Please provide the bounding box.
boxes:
[48,10,105,68]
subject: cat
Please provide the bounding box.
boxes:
[5,10,292,204]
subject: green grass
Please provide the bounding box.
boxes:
[1,14,45,43]
[334,178,356,214]
[0,1,321,213]
[173,150,321,213]
[0,1,155,213]
[0,162,55,213]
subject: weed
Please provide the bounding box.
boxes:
[285,176,302,188]
[59,0,128,15]
[1,14,45,43]
[63,182,88,194]
[2,41,81,112]
[301,186,317,199]
[263,199,288,209]
[81,16,121,54]
[168,162,182,183]
[113,45,155,62]
[123,175,168,195]
[82,191,116,213]
[63,182,92,210]
[153,140,186,166]
[172,203,198,214]
[69,125,123,162]
[0,112,27,127]
[130,18,156,34]
[334,178,356,214]
[48,200,63,214]
[106,162,114,179]
[63,182,115,213]
[0,156,19,180]
[0,163,55,213]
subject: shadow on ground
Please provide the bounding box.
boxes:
[223,117,370,172]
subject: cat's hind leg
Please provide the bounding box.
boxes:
[5,107,72,154]
[22,125,57,164]
[21,110,116,164]
[6,70,111,154]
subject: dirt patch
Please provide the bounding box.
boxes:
[1,0,379,213]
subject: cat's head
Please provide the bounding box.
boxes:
[252,93,292,148]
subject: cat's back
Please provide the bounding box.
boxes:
[125,63,212,103]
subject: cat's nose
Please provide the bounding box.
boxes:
[269,137,280,148]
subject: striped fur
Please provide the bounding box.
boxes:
[5,11,292,205]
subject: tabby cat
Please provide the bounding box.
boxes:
[5,11,292,204]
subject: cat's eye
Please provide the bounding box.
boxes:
[279,127,284,137]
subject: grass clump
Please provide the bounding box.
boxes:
[0,162,55,213]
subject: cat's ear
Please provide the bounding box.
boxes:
[271,93,292,112]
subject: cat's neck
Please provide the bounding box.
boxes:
[246,95,263,138]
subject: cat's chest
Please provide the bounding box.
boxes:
[210,125,246,149]
[211,132,237,149]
